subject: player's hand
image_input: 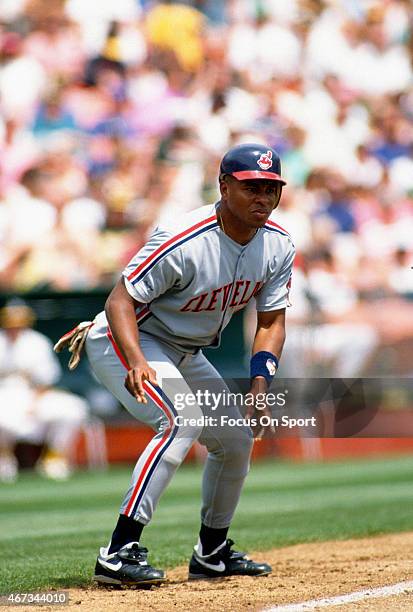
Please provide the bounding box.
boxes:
[245,376,276,440]
[124,360,158,403]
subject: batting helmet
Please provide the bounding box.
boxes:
[220,143,286,184]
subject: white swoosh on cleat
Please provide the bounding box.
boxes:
[196,558,226,572]
[98,559,123,572]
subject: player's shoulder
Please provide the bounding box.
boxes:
[263,213,292,239]
[155,204,218,239]
[263,214,295,248]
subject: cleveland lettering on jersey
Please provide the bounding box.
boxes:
[180,281,264,313]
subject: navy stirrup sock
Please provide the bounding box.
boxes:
[199,524,229,555]
[108,514,145,554]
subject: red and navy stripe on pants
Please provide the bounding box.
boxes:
[106,324,179,518]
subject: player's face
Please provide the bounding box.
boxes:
[220,176,283,228]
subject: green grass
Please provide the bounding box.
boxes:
[1,455,413,594]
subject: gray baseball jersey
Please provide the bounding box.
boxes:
[92,203,295,352]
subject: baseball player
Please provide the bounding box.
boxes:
[57,143,294,587]
[0,301,88,481]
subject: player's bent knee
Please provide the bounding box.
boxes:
[228,437,253,464]
[209,433,253,468]
[161,437,197,466]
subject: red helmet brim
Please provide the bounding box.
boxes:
[231,170,287,184]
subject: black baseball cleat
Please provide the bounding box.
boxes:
[94,542,166,588]
[188,538,272,580]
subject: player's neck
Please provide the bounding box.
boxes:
[218,205,257,246]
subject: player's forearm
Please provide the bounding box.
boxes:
[252,310,286,359]
[252,326,285,360]
[105,279,146,368]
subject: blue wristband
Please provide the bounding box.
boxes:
[250,351,279,385]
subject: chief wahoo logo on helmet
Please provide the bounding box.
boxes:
[257,151,273,171]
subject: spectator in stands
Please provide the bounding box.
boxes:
[32,88,78,137]
[145,1,205,72]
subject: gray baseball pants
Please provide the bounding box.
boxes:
[85,326,253,528]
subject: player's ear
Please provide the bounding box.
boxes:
[219,174,229,199]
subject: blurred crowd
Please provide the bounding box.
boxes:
[0,0,413,377]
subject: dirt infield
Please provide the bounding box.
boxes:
[26,532,413,611]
